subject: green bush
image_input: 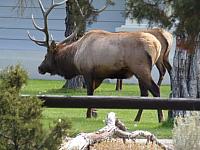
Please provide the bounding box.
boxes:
[0,64,28,91]
[0,65,71,150]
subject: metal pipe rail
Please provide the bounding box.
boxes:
[22,95,200,110]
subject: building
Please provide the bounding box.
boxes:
[0,0,174,84]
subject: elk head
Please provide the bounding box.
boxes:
[28,0,112,75]
[28,0,78,75]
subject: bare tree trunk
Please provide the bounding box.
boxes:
[62,76,84,89]
[63,1,84,89]
[197,45,200,98]
[171,42,200,118]
[187,51,197,97]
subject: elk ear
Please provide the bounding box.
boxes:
[50,40,57,53]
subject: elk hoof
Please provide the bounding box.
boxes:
[92,111,98,118]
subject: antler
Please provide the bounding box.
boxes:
[92,0,114,13]
[28,0,67,49]
[59,23,79,44]
[29,0,113,46]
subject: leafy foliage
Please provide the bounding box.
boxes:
[126,0,173,28]
[0,65,71,150]
[126,0,200,52]
[67,0,95,37]
[172,0,200,51]
[66,0,114,38]
[0,64,28,91]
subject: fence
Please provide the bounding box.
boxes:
[22,95,200,111]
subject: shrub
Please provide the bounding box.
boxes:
[0,64,28,91]
[173,112,200,150]
[0,65,71,150]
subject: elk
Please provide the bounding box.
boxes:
[115,29,173,122]
[28,0,164,122]
[134,28,173,122]
[116,28,173,91]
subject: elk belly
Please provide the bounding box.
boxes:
[90,65,133,80]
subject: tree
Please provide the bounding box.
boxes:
[63,0,114,89]
[0,64,72,149]
[126,0,200,118]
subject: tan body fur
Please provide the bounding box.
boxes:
[73,30,161,81]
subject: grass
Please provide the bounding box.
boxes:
[21,79,172,138]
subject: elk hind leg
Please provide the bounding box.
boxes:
[163,56,172,90]
[119,79,123,90]
[163,51,172,75]
[134,80,148,122]
[156,62,166,86]
[148,79,164,122]
[136,73,164,123]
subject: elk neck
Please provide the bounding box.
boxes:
[54,42,79,79]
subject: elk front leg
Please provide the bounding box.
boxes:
[85,77,102,118]
[148,79,164,122]
[84,77,95,118]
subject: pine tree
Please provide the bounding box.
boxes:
[0,65,71,150]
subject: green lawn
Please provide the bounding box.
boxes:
[21,79,172,138]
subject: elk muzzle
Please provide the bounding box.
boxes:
[38,66,46,75]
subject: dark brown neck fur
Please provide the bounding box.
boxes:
[54,43,79,79]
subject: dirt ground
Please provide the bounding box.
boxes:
[90,139,165,150]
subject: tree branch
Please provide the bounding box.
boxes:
[59,112,172,150]
[93,0,114,13]
[0,132,12,141]
[74,0,85,18]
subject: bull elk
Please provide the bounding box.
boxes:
[28,0,164,122]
